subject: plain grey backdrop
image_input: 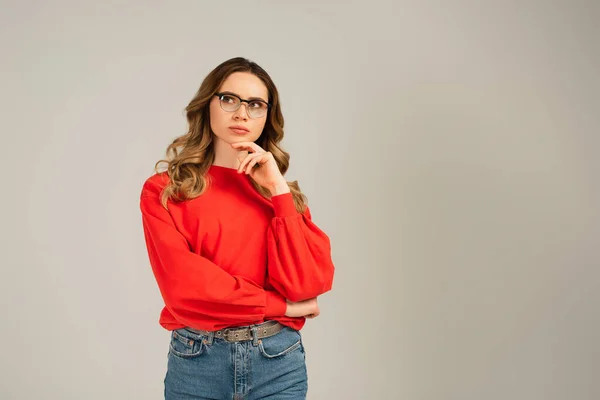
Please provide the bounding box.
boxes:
[1,0,599,399]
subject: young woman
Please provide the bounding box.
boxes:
[139,57,335,399]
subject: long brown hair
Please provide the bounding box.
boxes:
[153,57,307,212]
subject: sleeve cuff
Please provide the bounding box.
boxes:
[271,192,299,218]
[264,290,287,317]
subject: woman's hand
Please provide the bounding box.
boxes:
[284,297,320,319]
[231,141,290,196]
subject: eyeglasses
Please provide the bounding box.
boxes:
[214,92,271,119]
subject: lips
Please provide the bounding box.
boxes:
[229,126,250,135]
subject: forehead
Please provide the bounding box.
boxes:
[219,72,269,100]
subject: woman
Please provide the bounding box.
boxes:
[139,57,336,399]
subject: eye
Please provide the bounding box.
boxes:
[249,101,266,109]
[221,95,237,103]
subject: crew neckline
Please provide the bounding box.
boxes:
[210,164,239,171]
[209,164,249,178]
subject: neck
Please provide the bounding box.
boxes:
[212,137,247,169]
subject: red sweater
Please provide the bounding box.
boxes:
[139,165,335,332]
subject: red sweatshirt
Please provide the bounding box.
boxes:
[139,165,335,332]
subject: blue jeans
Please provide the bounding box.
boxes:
[164,322,308,399]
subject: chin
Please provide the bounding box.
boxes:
[235,134,260,142]
[215,130,260,143]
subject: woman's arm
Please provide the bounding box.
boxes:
[140,180,287,328]
[266,192,335,302]
[228,141,335,303]
[284,297,320,318]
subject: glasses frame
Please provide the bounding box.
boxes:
[214,92,272,119]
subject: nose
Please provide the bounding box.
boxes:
[233,102,248,120]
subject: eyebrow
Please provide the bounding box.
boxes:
[219,91,268,103]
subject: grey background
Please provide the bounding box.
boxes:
[1,0,599,399]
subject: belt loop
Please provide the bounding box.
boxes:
[206,330,214,345]
[250,325,259,347]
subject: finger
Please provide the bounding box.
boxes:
[236,150,249,165]
[231,141,264,153]
[245,155,263,174]
[237,151,261,173]
[239,153,262,174]
[237,153,249,173]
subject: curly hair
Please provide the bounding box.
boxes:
[153,56,307,212]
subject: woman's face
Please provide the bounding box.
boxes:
[209,72,269,145]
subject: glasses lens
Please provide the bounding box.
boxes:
[219,95,240,111]
[219,94,268,118]
[248,101,268,118]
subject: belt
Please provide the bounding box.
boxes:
[184,320,284,343]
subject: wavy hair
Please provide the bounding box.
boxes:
[153,57,307,212]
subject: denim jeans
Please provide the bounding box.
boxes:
[164,322,308,399]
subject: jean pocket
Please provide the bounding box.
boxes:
[258,326,303,359]
[169,328,206,359]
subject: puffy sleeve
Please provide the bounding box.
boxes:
[140,178,287,328]
[266,192,335,302]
